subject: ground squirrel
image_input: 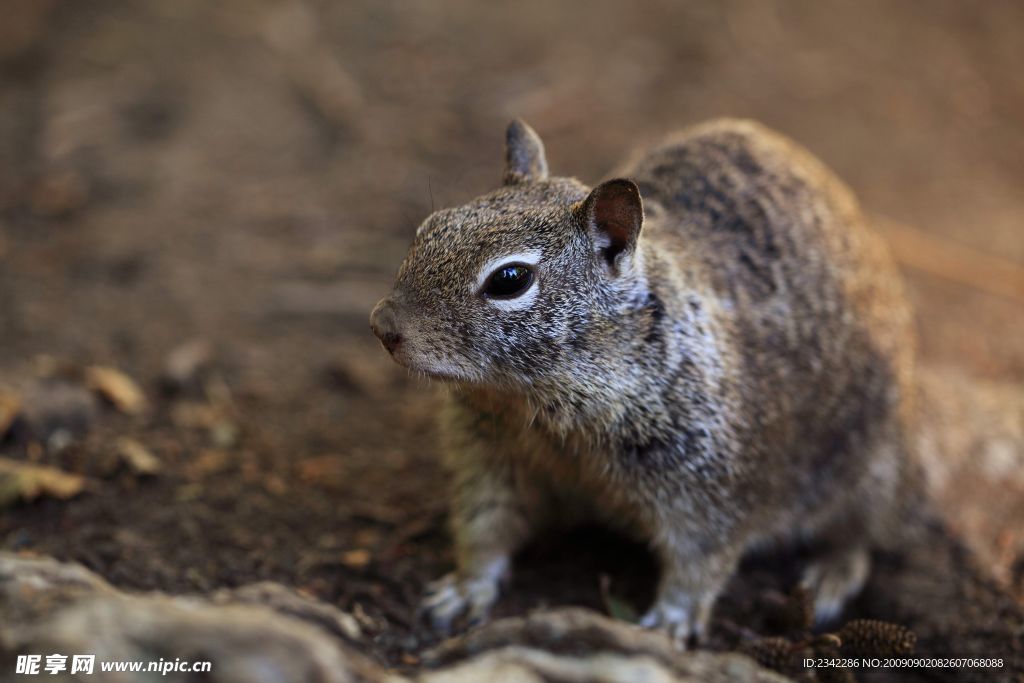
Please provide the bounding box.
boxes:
[370,118,918,646]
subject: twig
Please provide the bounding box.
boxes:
[878,218,1024,306]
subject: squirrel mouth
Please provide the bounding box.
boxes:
[411,360,472,383]
[386,348,470,383]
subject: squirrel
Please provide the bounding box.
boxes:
[370,118,919,646]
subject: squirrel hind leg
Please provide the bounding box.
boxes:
[799,545,871,626]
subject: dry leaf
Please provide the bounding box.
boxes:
[210,421,239,448]
[340,549,371,569]
[263,474,288,496]
[185,449,231,479]
[29,168,90,218]
[0,391,21,438]
[85,366,147,414]
[298,454,348,483]
[0,457,86,508]
[171,402,221,429]
[115,437,162,476]
[353,528,381,547]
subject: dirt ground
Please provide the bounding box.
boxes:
[1,1,1023,680]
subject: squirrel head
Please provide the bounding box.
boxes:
[371,119,646,390]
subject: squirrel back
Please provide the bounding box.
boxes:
[624,119,916,528]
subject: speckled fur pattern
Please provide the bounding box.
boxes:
[372,118,918,645]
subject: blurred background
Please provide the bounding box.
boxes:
[0,0,1022,666]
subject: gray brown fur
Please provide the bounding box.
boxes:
[370,118,918,645]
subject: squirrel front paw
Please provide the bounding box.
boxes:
[419,559,508,636]
[639,594,714,649]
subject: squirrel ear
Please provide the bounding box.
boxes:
[504,119,549,184]
[578,179,644,269]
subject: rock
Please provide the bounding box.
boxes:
[0,553,115,626]
[419,647,781,683]
[0,553,386,683]
[9,595,383,683]
[21,380,98,443]
[212,582,362,643]
[422,608,786,682]
[0,554,788,683]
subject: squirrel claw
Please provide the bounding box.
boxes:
[639,600,710,650]
[420,571,501,636]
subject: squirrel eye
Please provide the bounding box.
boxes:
[483,263,534,299]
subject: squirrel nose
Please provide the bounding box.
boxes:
[370,298,403,353]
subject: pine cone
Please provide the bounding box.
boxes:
[838,619,916,657]
[810,638,855,683]
[740,636,800,674]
